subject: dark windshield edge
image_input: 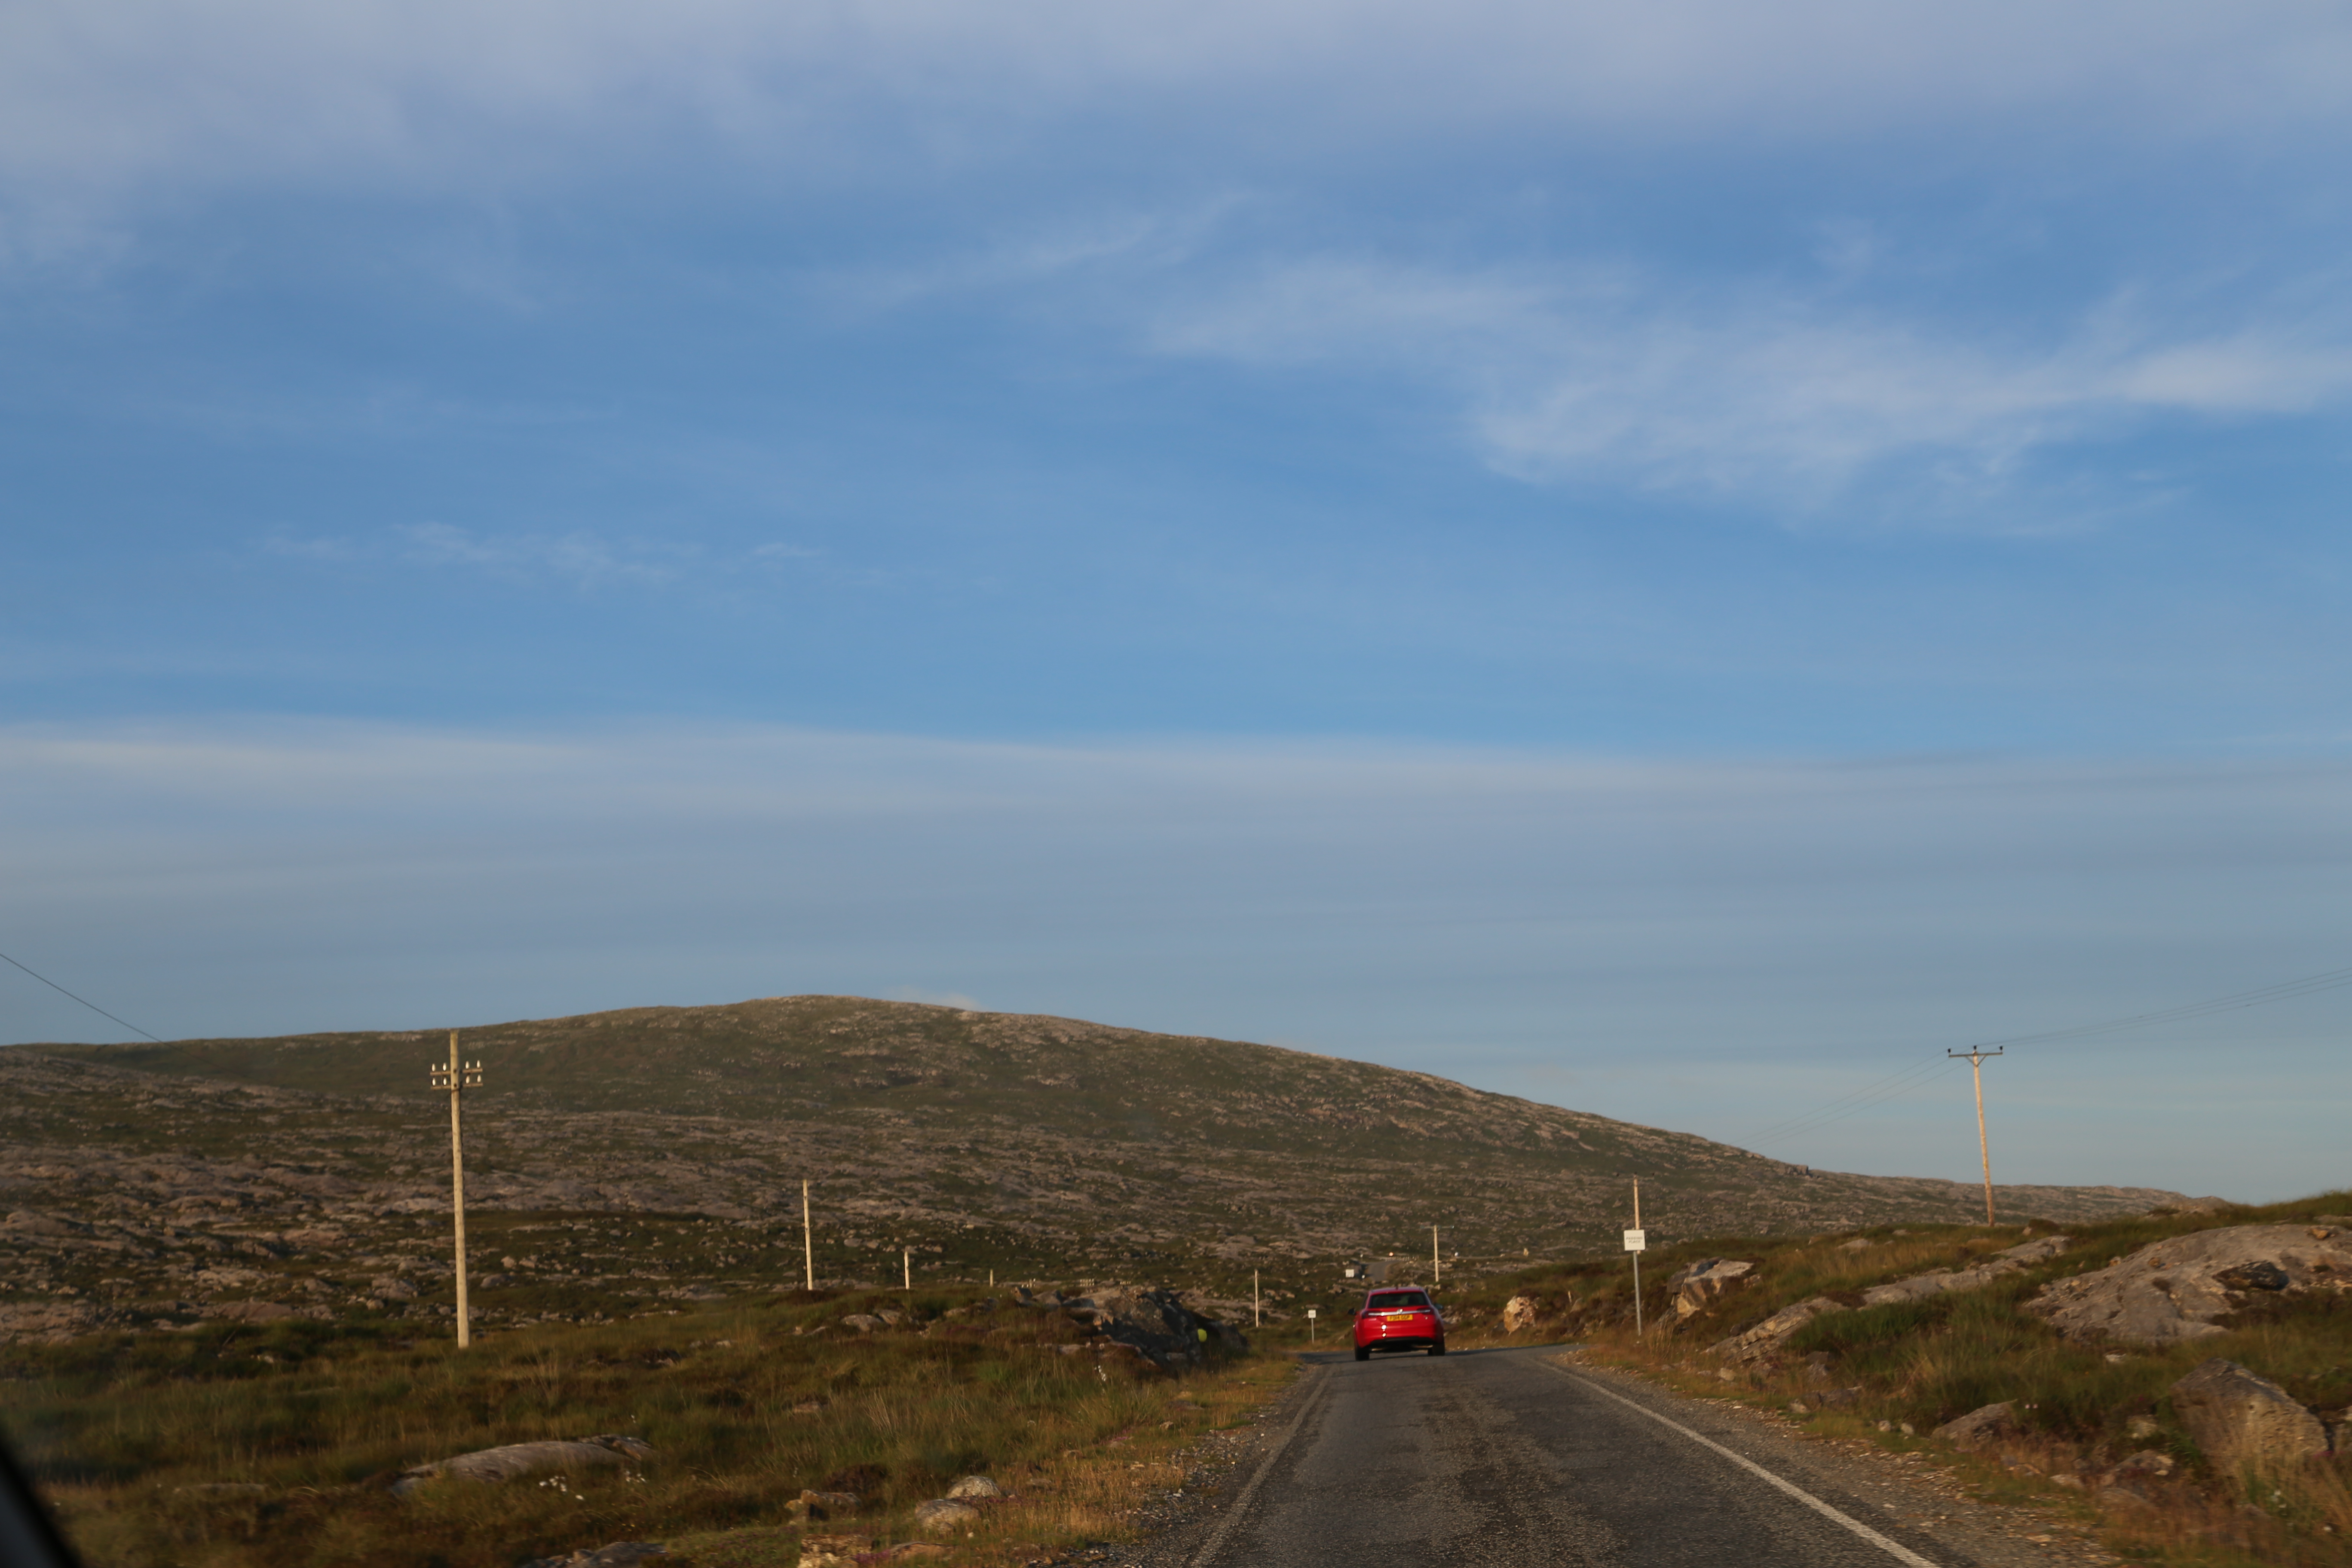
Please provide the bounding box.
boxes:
[0,1433,82,1568]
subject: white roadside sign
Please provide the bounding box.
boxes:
[1623,1229,1647,1253]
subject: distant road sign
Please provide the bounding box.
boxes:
[1623,1229,1647,1253]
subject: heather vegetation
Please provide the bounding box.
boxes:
[0,1283,1294,1568]
[19,995,2184,1283]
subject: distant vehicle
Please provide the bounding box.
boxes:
[1351,1286,1446,1360]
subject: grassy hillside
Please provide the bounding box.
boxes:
[26,993,2184,1250]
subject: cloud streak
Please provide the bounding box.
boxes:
[1153,259,2352,517]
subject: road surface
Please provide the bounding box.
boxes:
[1188,1346,2035,1568]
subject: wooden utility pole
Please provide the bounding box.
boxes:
[903,1246,911,1291]
[1253,1268,1261,1326]
[802,1179,815,1292]
[428,1030,483,1348]
[1948,1047,2003,1223]
[1432,1225,1441,1286]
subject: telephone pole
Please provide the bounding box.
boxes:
[802,1179,815,1292]
[1432,1225,1440,1286]
[428,1031,483,1348]
[1948,1047,2003,1224]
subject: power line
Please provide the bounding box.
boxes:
[0,948,162,1043]
[1752,1057,1962,1148]
[1963,964,2352,1052]
[1754,960,2352,1153]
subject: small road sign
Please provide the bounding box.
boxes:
[1623,1229,1647,1253]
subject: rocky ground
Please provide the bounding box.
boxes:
[1,997,2197,1344]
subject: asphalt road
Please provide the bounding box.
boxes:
[1192,1346,1959,1568]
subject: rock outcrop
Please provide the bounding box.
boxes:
[945,1475,1001,1499]
[1710,1296,1844,1368]
[1930,1401,2018,1452]
[1502,1295,1540,1332]
[2024,1225,2352,1344]
[1860,1235,2069,1306]
[1060,1286,1243,1371]
[2169,1358,2328,1473]
[912,1498,980,1531]
[391,1435,655,1496]
[799,1534,867,1566]
[1669,1259,1755,1318]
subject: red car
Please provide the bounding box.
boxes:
[1351,1287,1446,1360]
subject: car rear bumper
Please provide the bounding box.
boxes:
[1358,1334,1441,1352]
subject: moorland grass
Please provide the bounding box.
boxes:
[0,1286,1296,1568]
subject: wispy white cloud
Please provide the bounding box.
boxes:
[398,522,680,585]
[814,208,1222,316]
[1152,258,2352,519]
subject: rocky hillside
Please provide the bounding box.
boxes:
[1,996,2193,1340]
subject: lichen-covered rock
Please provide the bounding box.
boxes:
[1710,1296,1845,1368]
[0,1302,107,1344]
[840,1314,885,1332]
[1059,1286,1243,1372]
[2026,1227,2352,1344]
[1861,1235,2070,1307]
[945,1475,1001,1499]
[391,1435,654,1496]
[2170,1358,2327,1473]
[1502,1295,1540,1332]
[798,1533,867,1566]
[1671,1259,1755,1318]
[912,1498,981,1531]
[1930,1401,2017,1452]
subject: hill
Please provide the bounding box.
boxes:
[1,996,2193,1339]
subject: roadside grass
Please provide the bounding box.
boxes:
[0,1286,1296,1568]
[1449,1189,2352,1567]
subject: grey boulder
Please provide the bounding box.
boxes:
[392,1435,654,1496]
[1060,1286,1243,1372]
[2169,1358,2327,1473]
[1860,1235,2069,1307]
[912,1498,981,1531]
[2025,1225,2352,1344]
[1710,1296,1845,1368]
[1930,1401,2018,1452]
[1670,1259,1755,1319]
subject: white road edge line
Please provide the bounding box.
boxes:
[1539,1360,1942,1568]
[1189,1362,1332,1568]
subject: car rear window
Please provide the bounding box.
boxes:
[1368,1291,1430,1309]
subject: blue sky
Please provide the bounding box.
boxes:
[4,0,2351,1204]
